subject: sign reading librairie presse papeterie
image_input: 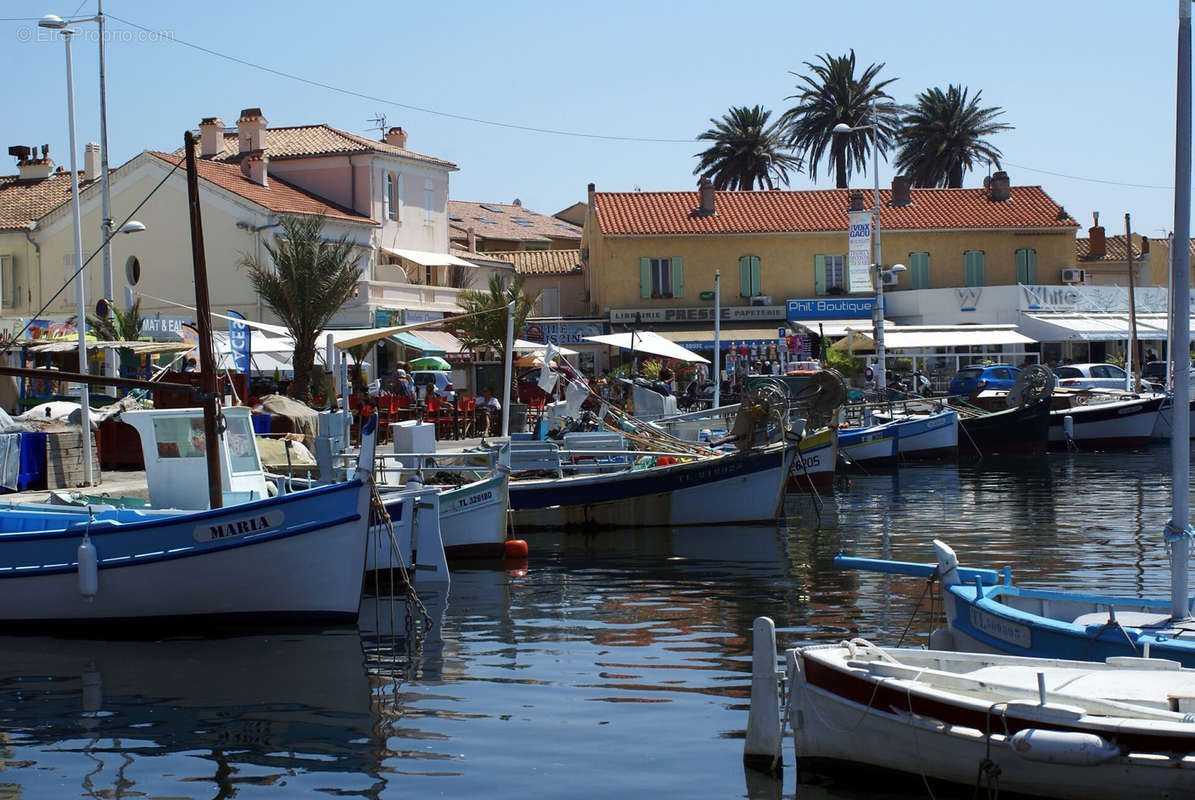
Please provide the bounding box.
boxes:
[609,306,786,324]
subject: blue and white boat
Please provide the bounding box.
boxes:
[0,411,379,630]
[836,422,897,468]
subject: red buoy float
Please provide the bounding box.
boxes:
[504,539,529,559]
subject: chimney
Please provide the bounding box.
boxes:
[467,226,477,253]
[890,175,912,207]
[14,143,53,180]
[697,177,715,216]
[83,142,101,183]
[242,149,268,187]
[989,170,1011,202]
[199,117,223,158]
[848,190,865,212]
[1088,211,1106,259]
[237,108,267,154]
[384,126,407,149]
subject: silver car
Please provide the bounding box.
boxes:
[1054,362,1161,391]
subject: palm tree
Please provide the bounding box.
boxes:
[778,50,901,188]
[455,273,539,392]
[87,298,146,378]
[240,215,363,402]
[692,105,802,190]
[895,84,1012,188]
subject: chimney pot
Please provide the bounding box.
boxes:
[384,126,407,149]
[237,108,268,154]
[199,117,224,158]
[989,170,1011,202]
[83,142,101,183]
[697,177,715,216]
[890,175,912,207]
[244,149,268,187]
[467,226,477,253]
[1088,211,1106,259]
[848,190,865,212]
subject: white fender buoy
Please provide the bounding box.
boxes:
[1063,414,1075,441]
[1009,728,1119,766]
[77,534,98,601]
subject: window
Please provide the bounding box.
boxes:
[424,178,434,225]
[639,256,683,299]
[0,255,14,308]
[1015,248,1037,284]
[908,252,930,290]
[396,173,403,222]
[538,287,560,317]
[384,173,397,221]
[125,255,141,286]
[814,254,845,295]
[738,255,761,297]
[964,250,985,287]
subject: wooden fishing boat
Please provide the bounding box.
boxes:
[760,628,1195,798]
[957,397,1052,457]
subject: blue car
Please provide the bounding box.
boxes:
[948,364,1021,397]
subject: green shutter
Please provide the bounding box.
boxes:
[750,256,761,296]
[1015,249,1028,284]
[814,254,826,295]
[1025,249,1037,284]
[639,257,651,299]
[909,252,930,290]
[671,256,684,298]
[965,251,985,287]
[739,256,751,297]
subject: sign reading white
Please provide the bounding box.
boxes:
[847,210,874,294]
[194,510,285,543]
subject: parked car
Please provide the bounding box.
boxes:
[947,364,1021,397]
[1054,362,1160,391]
[411,370,455,401]
[1142,360,1195,387]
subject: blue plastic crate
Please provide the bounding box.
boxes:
[18,431,46,491]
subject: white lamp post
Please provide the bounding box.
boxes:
[834,105,904,394]
[41,14,145,486]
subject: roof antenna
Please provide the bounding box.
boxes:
[367,113,387,139]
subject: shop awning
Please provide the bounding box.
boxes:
[584,331,709,363]
[655,327,786,351]
[831,325,1035,352]
[393,331,446,355]
[514,339,579,356]
[1019,313,1172,342]
[791,318,897,337]
[381,247,478,268]
[412,330,465,354]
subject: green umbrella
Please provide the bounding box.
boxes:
[410,355,451,370]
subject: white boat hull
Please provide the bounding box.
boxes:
[510,442,793,530]
[438,473,510,559]
[1048,395,1163,448]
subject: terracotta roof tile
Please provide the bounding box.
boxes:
[1076,234,1151,262]
[147,152,374,224]
[199,125,456,169]
[0,169,85,230]
[483,248,582,276]
[594,187,1078,236]
[448,200,582,244]
[448,246,514,267]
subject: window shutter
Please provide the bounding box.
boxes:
[739,256,751,297]
[671,256,684,298]
[750,256,761,296]
[396,173,403,222]
[1015,249,1028,284]
[814,255,826,295]
[1026,249,1036,284]
[639,257,651,298]
[965,251,985,287]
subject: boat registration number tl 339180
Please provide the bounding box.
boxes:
[968,606,1032,648]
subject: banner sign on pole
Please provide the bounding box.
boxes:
[847,210,874,294]
[228,310,251,374]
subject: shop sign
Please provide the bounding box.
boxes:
[609,306,786,324]
[785,297,875,321]
[522,320,608,346]
[139,315,191,341]
[403,310,444,324]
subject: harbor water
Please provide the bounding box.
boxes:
[0,445,1187,799]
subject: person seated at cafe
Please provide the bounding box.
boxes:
[394,368,416,403]
[478,386,501,435]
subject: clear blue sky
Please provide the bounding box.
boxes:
[1,0,1187,238]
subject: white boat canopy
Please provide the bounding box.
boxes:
[513,338,579,356]
[584,331,710,363]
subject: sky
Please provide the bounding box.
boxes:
[0,0,1189,238]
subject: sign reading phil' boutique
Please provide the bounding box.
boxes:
[610,306,786,324]
[786,297,876,321]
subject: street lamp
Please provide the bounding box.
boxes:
[41,14,144,487]
[833,104,903,394]
[42,3,119,379]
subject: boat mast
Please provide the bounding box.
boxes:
[183,131,223,510]
[1170,0,1191,621]
[1126,213,1140,392]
